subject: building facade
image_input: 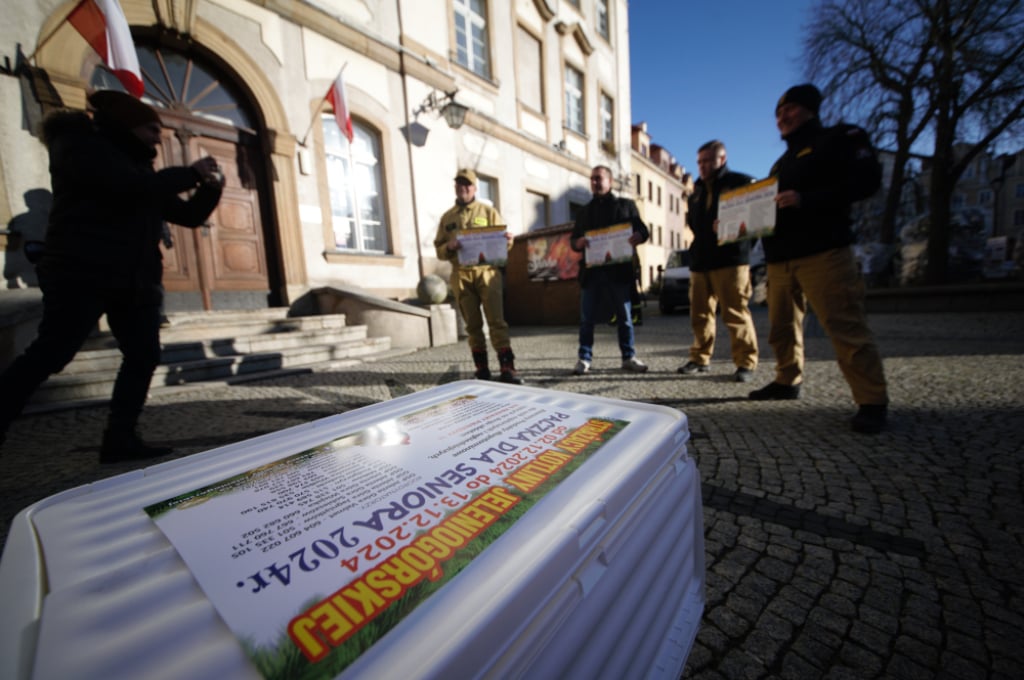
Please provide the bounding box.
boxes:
[851,145,1024,283]
[629,122,690,290]
[943,147,1024,241]
[1,0,634,311]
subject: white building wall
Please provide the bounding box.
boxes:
[1,0,634,303]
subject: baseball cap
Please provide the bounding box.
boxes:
[454,168,477,185]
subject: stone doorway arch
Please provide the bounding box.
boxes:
[94,41,276,311]
[33,3,306,308]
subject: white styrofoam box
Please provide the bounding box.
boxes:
[0,381,704,679]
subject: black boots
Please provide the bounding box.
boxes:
[472,348,523,384]
[497,347,524,385]
[472,350,491,380]
[748,382,801,400]
[851,404,887,434]
[100,428,172,464]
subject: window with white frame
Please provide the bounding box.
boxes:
[565,64,584,134]
[526,189,550,231]
[516,26,543,112]
[322,115,388,253]
[454,0,490,79]
[476,174,498,208]
[600,92,614,149]
[596,0,610,39]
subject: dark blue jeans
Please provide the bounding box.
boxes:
[577,281,636,362]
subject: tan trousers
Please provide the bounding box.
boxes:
[688,265,759,369]
[452,266,510,351]
[766,247,888,405]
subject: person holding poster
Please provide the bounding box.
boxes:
[749,84,889,434]
[434,169,523,384]
[570,165,650,375]
[678,140,760,383]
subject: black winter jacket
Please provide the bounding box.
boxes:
[570,193,649,287]
[687,165,755,272]
[39,110,222,290]
[765,118,881,263]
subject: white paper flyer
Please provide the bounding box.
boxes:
[584,222,634,267]
[145,394,629,679]
[717,177,777,243]
[456,227,508,267]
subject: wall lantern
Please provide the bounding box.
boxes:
[414,89,468,130]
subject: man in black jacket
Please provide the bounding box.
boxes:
[678,140,759,382]
[749,84,889,434]
[570,165,650,375]
[0,90,223,461]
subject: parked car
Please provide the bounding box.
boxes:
[658,243,766,313]
[657,249,691,313]
[749,239,767,305]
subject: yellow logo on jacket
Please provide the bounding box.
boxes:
[472,216,489,226]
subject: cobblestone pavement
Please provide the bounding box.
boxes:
[2,306,1023,678]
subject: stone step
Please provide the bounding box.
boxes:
[64,325,369,375]
[30,335,392,404]
[25,309,394,407]
[82,311,348,350]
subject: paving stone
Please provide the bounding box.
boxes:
[937,651,987,679]
[884,654,934,680]
[893,634,940,668]
[778,652,823,680]
[792,629,841,669]
[5,307,1024,680]
[839,639,888,675]
[848,620,893,654]
[706,606,752,638]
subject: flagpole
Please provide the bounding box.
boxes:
[26,0,89,64]
[298,62,348,147]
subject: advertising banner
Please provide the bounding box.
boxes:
[526,231,580,281]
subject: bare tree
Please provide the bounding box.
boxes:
[807,0,935,246]
[920,0,1024,282]
[805,0,1024,283]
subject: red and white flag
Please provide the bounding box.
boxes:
[325,69,354,143]
[67,0,144,98]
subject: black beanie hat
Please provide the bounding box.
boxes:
[87,90,161,129]
[776,84,822,116]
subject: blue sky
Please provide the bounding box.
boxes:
[628,1,817,180]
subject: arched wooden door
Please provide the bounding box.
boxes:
[99,46,273,310]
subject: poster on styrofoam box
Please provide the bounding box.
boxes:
[145,394,630,679]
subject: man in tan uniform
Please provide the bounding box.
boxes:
[434,169,522,384]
